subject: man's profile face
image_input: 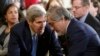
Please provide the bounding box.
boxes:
[29,15,46,35]
[47,16,66,36]
[71,0,89,19]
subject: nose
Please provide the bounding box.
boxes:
[12,12,17,17]
[71,8,76,15]
[40,21,46,28]
[72,7,76,12]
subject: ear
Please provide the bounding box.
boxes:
[27,19,31,26]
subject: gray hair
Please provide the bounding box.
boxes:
[47,6,74,21]
[26,4,46,22]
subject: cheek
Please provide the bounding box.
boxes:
[32,24,38,28]
[43,22,46,27]
[5,15,10,19]
[15,14,18,19]
[6,16,11,21]
[32,23,41,30]
[53,24,60,31]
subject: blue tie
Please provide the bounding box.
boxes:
[31,35,38,56]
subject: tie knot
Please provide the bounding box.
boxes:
[32,34,36,39]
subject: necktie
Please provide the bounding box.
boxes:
[31,34,38,56]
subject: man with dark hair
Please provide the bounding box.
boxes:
[47,6,100,56]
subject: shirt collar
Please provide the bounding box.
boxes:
[79,11,89,22]
[29,26,35,37]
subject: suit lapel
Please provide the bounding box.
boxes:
[85,13,100,25]
[23,21,32,53]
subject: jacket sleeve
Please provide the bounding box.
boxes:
[68,32,100,56]
[7,28,20,56]
[83,34,100,56]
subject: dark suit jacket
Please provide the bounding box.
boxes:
[96,14,100,21]
[85,13,100,37]
[8,20,63,56]
[59,19,100,56]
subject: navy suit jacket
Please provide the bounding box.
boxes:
[59,19,100,56]
[85,13,100,37]
[8,20,63,56]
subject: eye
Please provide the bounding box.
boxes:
[48,22,54,26]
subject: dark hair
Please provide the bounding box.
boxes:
[3,3,19,25]
[3,3,18,16]
[91,0,99,7]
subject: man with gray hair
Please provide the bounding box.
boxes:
[47,6,100,56]
[8,4,63,56]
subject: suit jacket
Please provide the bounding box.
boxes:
[8,20,63,56]
[96,14,100,21]
[60,19,100,56]
[85,13,100,37]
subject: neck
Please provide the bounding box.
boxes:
[4,23,15,33]
[7,23,15,29]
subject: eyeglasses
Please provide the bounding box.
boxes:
[72,6,83,10]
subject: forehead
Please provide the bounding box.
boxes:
[72,0,82,6]
[34,15,46,21]
[6,6,18,14]
[8,6,18,10]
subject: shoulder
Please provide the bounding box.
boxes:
[68,19,100,43]
[69,19,98,35]
[44,24,53,35]
[86,13,100,24]
[0,25,6,34]
[11,20,28,33]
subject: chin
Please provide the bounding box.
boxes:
[37,30,44,35]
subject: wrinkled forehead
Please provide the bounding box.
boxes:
[33,15,46,22]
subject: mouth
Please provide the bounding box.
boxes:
[12,17,17,19]
[37,28,42,31]
[10,18,17,21]
[37,29,44,35]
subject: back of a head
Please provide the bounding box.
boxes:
[47,6,74,21]
[26,4,46,21]
[90,0,99,8]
